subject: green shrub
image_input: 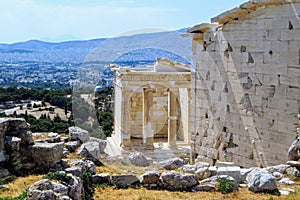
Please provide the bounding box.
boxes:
[43,171,71,183]
[83,170,94,200]
[217,177,234,193]
[95,183,109,189]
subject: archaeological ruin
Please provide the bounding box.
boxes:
[108,58,192,154]
[188,0,300,167]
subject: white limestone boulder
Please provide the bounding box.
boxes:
[160,172,198,191]
[159,157,185,170]
[217,166,241,183]
[246,169,277,193]
[30,142,64,166]
[128,152,150,167]
[287,138,300,161]
[69,126,90,143]
[111,174,140,188]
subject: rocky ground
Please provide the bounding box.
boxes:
[1,118,300,200]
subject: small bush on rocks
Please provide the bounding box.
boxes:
[43,171,71,183]
[217,177,234,193]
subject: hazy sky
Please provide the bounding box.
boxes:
[1,0,246,43]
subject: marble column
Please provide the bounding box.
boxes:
[121,92,131,148]
[143,88,154,149]
[168,89,177,148]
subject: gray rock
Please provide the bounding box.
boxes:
[287,138,300,161]
[217,166,241,183]
[159,157,185,170]
[111,174,140,188]
[69,126,90,143]
[77,141,105,165]
[27,190,59,200]
[240,168,256,183]
[52,182,68,196]
[90,137,107,153]
[45,135,61,143]
[286,161,300,168]
[67,174,83,200]
[192,184,216,192]
[128,152,149,167]
[139,171,160,184]
[65,166,83,178]
[5,136,21,151]
[0,151,6,162]
[279,177,295,185]
[27,179,67,200]
[28,179,54,191]
[92,173,110,185]
[70,159,96,175]
[0,168,10,179]
[279,190,291,195]
[195,167,211,180]
[285,167,300,177]
[272,172,283,180]
[160,172,198,191]
[194,162,210,169]
[65,141,80,152]
[266,164,290,174]
[30,142,64,166]
[181,164,196,174]
[246,169,277,193]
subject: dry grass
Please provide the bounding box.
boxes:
[1,150,300,199]
[0,174,43,198]
[94,186,300,200]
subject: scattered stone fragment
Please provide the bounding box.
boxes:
[246,169,277,193]
[65,141,80,152]
[272,172,283,180]
[192,184,216,192]
[30,142,64,166]
[266,164,290,174]
[69,126,90,143]
[128,152,150,167]
[92,173,110,185]
[159,157,185,170]
[287,138,300,161]
[195,167,211,180]
[279,177,295,185]
[160,172,198,191]
[286,161,300,168]
[65,166,83,178]
[285,167,300,177]
[111,174,140,189]
[217,166,241,183]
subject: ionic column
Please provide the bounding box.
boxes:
[143,88,154,149]
[121,92,131,148]
[168,89,177,148]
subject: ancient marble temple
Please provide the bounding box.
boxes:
[110,58,192,151]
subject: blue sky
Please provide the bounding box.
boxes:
[1,0,246,43]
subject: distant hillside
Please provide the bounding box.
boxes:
[0,30,191,65]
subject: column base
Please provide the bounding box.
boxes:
[143,137,154,150]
